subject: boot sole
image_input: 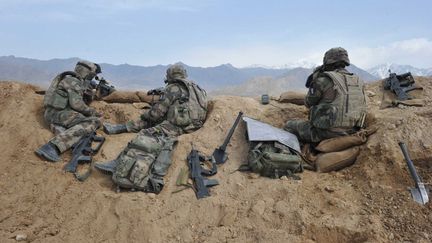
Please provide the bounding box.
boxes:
[35,149,60,162]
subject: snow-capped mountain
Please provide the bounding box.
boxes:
[368,63,432,78]
[246,60,318,70]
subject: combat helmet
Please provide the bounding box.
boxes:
[75,60,101,80]
[323,47,350,66]
[166,63,188,81]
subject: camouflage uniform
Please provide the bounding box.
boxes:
[107,64,208,193]
[36,61,102,161]
[285,48,367,143]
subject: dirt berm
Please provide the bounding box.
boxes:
[0,78,431,243]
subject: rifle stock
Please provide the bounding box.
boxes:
[188,145,218,199]
[64,131,105,180]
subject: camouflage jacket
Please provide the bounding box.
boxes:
[44,71,96,116]
[141,79,208,131]
[305,68,366,129]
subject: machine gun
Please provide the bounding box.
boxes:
[93,76,116,98]
[188,144,218,199]
[64,131,105,181]
[383,70,418,101]
[147,87,165,105]
[83,76,115,104]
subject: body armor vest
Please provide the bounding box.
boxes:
[43,71,80,109]
[310,71,366,129]
[166,79,208,131]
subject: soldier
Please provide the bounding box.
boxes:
[35,61,102,161]
[95,64,208,193]
[284,47,367,143]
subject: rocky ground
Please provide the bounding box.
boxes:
[0,77,431,242]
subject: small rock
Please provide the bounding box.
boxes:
[274,201,289,216]
[218,207,237,226]
[16,234,27,241]
[324,186,334,193]
[388,233,394,240]
[248,173,260,179]
[148,193,156,199]
[280,176,289,181]
[251,200,266,216]
[366,91,376,97]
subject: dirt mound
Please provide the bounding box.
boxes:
[0,79,431,242]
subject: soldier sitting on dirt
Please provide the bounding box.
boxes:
[284,47,367,143]
[95,64,208,193]
[35,61,102,162]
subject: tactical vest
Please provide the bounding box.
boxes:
[310,71,366,129]
[43,71,80,109]
[166,79,208,131]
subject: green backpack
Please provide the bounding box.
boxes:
[246,141,303,179]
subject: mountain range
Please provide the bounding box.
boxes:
[367,63,432,78]
[0,55,430,96]
[210,64,378,96]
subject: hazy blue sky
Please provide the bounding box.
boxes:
[1,0,431,68]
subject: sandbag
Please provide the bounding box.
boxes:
[315,146,360,173]
[316,134,367,153]
[278,91,306,105]
[136,91,160,103]
[102,91,141,103]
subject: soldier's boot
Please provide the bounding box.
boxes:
[94,159,119,174]
[112,175,134,189]
[103,123,127,135]
[35,142,61,162]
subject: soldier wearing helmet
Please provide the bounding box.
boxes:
[35,60,102,162]
[284,47,367,143]
[96,63,208,193]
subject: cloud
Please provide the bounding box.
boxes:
[180,43,324,68]
[348,38,432,68]
[179,38,432,69]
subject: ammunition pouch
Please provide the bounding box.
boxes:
[48,89,69,109]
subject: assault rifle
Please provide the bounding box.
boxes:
[147,87,165,105]
[64,131,105,181]
[83,76,115,104]
[383,71,418,101]
[92,76,116,98]
[188,144,218,199]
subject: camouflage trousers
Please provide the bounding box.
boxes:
[126,119,148,133]
[284,119,348,144]
[112,120,182,192]
[44,108,101,153]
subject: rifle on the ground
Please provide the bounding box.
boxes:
[188,144,218,199]
[383,71,419,101]
[64,131,105,181]
[212,111,244,164]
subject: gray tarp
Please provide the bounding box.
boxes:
[243,117,300,153]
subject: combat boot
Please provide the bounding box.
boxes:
[35,142,60,162]
[94,159,119,174]
[112,175,134,189]
[103,123,127,135]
